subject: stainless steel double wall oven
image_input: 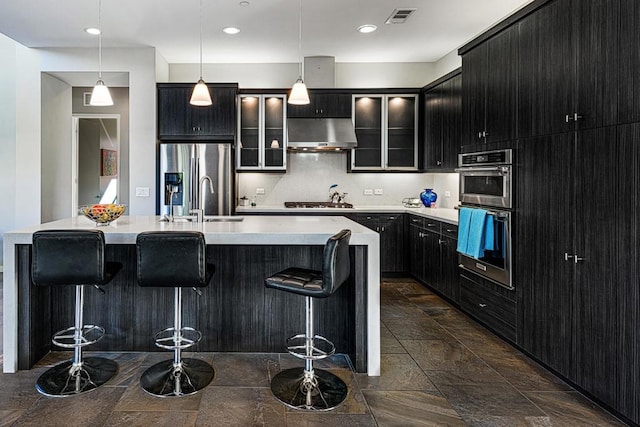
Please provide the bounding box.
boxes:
[456,149,513,289]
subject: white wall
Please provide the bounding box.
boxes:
[0,34,41,268]
[434,49,462,78]
[39,47,158,215]
[237,153,459,209]
[169,61,439,88]
[41,74,72,223]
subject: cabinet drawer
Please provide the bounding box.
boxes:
[442,224,458,239]
[408,215,424,228]
[460,274,516,342]
[423,220,441,233]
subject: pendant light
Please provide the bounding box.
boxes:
[190,0,212,106]
[89,0,113,106]
[288,0,310,105]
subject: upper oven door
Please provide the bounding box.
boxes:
[457,165,512,209]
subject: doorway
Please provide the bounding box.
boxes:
[72,114,120,214]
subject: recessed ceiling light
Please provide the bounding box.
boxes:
[223,26,241,35]
[357,24,377,34]
[85,27,101,35]
[239,1,250,6]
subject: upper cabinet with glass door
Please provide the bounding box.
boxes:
[351,94,419,171]
[237,94,287,171]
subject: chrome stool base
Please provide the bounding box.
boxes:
[270,367,348,411]
[140,358,215,397]
[35,356,118,397]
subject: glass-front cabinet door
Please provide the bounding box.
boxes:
[237,94,286,170]
[351,94,418,171]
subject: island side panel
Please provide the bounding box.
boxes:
[18,243,368,373]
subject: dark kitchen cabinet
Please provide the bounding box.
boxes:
[286,90,352,118]
[351,94,418,171]
[619,0,640,125]
[408,216,459,303]
[157,83,237,141]
[517,0,620,138]
[422,70,461,171]
[516,124,640,421]
[237,94,286,171]
[461,24,518,146]
[355,214,405,273]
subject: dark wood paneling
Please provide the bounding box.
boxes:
[517,0,574,138]
[287,91,352,118]
[18,244,369,373]
[574,0,620,130]
[461,45,487,146]
[516,132,575,379]
[618,0,640,125]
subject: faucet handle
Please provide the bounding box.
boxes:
[189,209,204,223]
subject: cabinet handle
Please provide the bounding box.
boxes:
[426,223,436,227]
[574,112,583,121]
[411,219,419,223]
[478,131,483,139]
[479,303,487,308]
[381,226,385,232]
[565,113,583,123]
[483,131,489,137]
[438,238,445,245]
[446,228,456,233]
[436,160,442,166]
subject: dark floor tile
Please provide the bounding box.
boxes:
[380,323,406,354]
[209,353,280,387]
[0,369,44,410]
[401,339,493,374]
[448,328,522,360]
[104,410,198,427]
[363,390,465,426]
[438,383,546,417]
[462,415,553,426]
[278,353,351,371]
[381,300,426,319]
[384,316,451,340]
[0,410,25,426]
[356,354,438,392]
[285,412,378,426]
[485,355,572,392]
[15,385,125,426]
[195,386,286,427]
[99,352,147,387]
[114,373,203,412]
[426,368,507,388]
[524,391,627,426]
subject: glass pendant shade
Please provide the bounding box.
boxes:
[190,79,212,106]
[90,79,114,106]
[288,78,310,105]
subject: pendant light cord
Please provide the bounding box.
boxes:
[199,0,203,80]
[298,0,303,79]
[98,0,103,79]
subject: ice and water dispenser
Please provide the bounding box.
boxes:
[164,172,183,208]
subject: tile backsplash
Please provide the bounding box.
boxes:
[237,151,460,208]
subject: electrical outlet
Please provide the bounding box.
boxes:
[363,189,373,196]
[445,191,451,197]
[256,188,265,195]
[135,187,149,197]
[374,188,383,195]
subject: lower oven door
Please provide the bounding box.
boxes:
[458,208,512,289]
[457,166,511,209]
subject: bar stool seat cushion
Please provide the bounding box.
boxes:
[32,229,121,287]
[136,231,214,288]
[265,229,351,298]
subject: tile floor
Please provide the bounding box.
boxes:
[0,274,627,426]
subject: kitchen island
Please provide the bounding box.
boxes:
[3,215,379,375]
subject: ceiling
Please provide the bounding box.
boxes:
[0,0,533,64]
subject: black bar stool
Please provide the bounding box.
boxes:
[136,231,215,397]
[31,229,121,397]
[265,229,351,411]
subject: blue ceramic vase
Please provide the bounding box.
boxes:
[420,189,438,207]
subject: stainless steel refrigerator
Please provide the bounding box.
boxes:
[158,143,234,217]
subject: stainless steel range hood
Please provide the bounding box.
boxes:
[287,118,358,151]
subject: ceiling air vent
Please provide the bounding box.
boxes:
[385,8,417,24]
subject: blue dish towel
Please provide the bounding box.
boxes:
[466,209,489,258]
[457,208,473,254]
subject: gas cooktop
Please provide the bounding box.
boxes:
[284,202,354,209]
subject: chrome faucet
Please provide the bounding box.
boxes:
[190,175,214,222]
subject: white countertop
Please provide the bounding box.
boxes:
[236,205,459,225]
[3,215,378,246]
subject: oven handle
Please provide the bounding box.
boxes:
[455,166,509,174]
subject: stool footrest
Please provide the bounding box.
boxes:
[52,325,105,349]
[286,334,336,361]
[154,326,202,350]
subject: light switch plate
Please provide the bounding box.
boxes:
[363,189,373,196]
[256,188,265,195]
[135,187,149,197]
[374,188,383,195]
